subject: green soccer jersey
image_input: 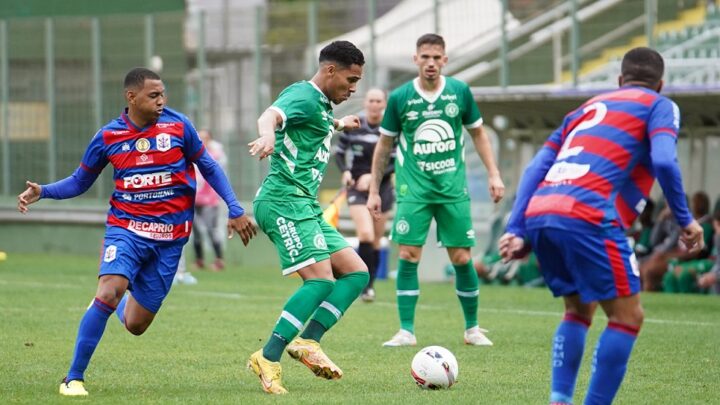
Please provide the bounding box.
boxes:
[380,76,482,203]
[255,81,335,201]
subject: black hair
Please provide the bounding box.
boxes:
[692,191,710,217]
[319,41,365,68]
[124,67,161,90]
[621,47,664,88]
[416,33,445,50]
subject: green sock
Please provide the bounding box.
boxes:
[263,278,334,361]
[304,271,369,342]
[454,260,479,330]
[396,259,419,334]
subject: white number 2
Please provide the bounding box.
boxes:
[545,102,607,182]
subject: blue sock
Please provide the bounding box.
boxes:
[66,298,115,381]
[116,295,128,325]
[550,313,591,405]
[584,322,639,405]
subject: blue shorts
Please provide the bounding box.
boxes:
[99,229,184,313]
[527,227,640,303]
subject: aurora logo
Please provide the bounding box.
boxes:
[412,119,456,155]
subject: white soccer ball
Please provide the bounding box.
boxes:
[410,345,459,389]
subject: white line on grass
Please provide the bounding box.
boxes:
[1,280,716,327]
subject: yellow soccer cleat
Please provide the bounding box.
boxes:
[246,350,288,394]
[59,378,88,396]
[286,337,343,380]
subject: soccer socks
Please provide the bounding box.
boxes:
[115,294,128,326]
[550,313,591,404]
[263,278,334,361]
[303,271,369,342]
[66,298,115,381]
[358,242,376,288]
[396,259,419,334]
[584,322,639,405]
[454,260,480,329]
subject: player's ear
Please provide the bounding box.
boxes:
[125,89,135,104]
[326,63,337,76]
[656,79,664,93]
[617,74,624,87]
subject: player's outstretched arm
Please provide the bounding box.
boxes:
[249,108,283,160]
[468,126,504,203]
[17,181,41,214]
[367,134,394,220]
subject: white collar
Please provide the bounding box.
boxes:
[413,76,446,104]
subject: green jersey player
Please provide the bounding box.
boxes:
[368,33,505,347]
[246,41,369,395]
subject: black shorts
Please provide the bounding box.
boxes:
[347,179,395,213]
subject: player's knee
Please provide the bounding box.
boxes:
[399,249,420,262]
[125,320,150,336]
[95,289,123,307]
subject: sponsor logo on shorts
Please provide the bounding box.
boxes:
[313,233,327,249]
[466,229,475,239]
[123,171,172,189]
[104,245,117,262]
[277,217,303,262]
[156,133,172,152]
[126,220,174,240]
[396,219,410,235]
[444,102,459,118]
[135,138,151,153]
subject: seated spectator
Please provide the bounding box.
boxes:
[663,192,715,293]
[666,204,719,293]
[640,202,681,291]
[474,210,542,286]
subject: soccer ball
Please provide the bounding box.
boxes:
[410,345,459,389]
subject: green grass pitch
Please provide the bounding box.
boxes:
[1,253,718,404]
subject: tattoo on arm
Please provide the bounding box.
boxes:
[370,136,393,192]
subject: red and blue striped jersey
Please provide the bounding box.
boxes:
[79,107,204,242]
[507,86,692,237]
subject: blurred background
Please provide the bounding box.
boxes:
[1,0,719,274]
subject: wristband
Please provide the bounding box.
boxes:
[335,119,345,131]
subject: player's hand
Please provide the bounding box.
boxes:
[227,214,257,246]
[339,115,361,131]
[248,134,275,160]
[341,171,355,188]
[679,220,704,254]
[498,232,530,263]
[355,173,372,192]
[17,181,41,214]
[488,173,505,203]
[366,192,382,220]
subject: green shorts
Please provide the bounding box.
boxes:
[253,199,349,275]
[390,201,475,248]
